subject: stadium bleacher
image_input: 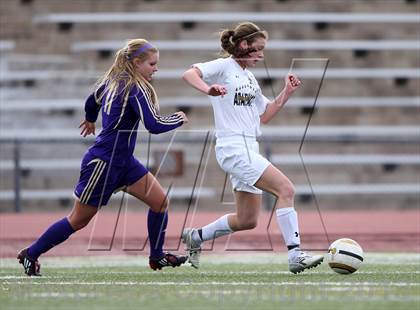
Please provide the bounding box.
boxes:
[0,0,418,212]
[0,40,15,51]
[71,39,420,53]
[1,97,419,111]
[32,12,420,24]
[1,67,419,83]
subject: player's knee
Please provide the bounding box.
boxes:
[246,219,258,230]
[150,197,169,213]
[282,182,296,200]
[237,218,258,230]
[68,211,96,231]
[69,217,91,231]
[163,197,169,210]
[159,197,169,211]
[272,182,295,201]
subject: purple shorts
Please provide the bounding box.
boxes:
[74,151,148,207]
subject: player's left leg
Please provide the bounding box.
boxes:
[127,172,187,270]
[228,191,261,231]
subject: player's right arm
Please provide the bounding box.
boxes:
[182,66,227,96]
[79,85,105,137]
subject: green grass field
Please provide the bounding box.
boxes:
[1,253,419,310]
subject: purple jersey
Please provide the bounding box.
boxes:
[84,84,183,167]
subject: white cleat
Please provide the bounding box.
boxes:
[289,249,324,274]
[181,228,202,269]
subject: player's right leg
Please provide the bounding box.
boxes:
[17,248,41,277]
[182,138,266,268]
[18,153,111,276]
[181,228,203,269]
[255,164,323,273]
[182,191,260,268]
[18,200,97,276]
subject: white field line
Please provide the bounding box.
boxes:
[34,270,420,275]
[24,290,420,303]
[1,253,419,268]
[119,270,420,275]
[0,275,59,279]
[27,291,419,303]
[323,287,390,292]
[29,292,101,298]
[1,270,419,279]
[182,289,420,301]
[3,281,419,287]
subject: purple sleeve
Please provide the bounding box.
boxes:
[130,88,184,134]
[84,85,105,122]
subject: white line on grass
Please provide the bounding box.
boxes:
[1,253,419,268]
[1,271,419,280]
[29,292,101,298]
[0,275,67,279]
[24,289,420,303]
[177,289,420,303]
[81,270,420,276]
[4,281,419,287]
[323,287,390,292]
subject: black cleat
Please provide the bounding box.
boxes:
[17,248,41,277]
[149,253,188,271]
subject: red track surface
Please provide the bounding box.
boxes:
[1,210,419,258]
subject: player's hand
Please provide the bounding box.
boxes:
[79,120,96,137]
[207,84,227,97]
[175,111,189,124]
[284,73,301,94]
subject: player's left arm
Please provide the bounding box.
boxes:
[131,91,187,134]
[260,74,301,124]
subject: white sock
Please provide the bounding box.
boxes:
[276,207,301,253]
[191,230,201,243]
[193,214,233,243]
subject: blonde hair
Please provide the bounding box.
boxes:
[95,39,159,109]
[220,22,268,57]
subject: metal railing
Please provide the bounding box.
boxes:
[1,131,419,212]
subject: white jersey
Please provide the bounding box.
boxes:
[194,57,270,139]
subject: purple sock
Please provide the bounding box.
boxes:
[147,209,168,259]
[27,217,75,260]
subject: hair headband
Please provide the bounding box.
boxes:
[128,43,153,60]
[229,30,262,45]
[240,30,262,40]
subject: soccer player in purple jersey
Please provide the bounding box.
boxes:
[18,39,189,276]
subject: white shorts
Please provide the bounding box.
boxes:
[215,136,271,194]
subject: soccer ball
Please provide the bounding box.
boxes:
[326,238,364,274]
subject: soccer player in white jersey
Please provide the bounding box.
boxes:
[181,22,323,273]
